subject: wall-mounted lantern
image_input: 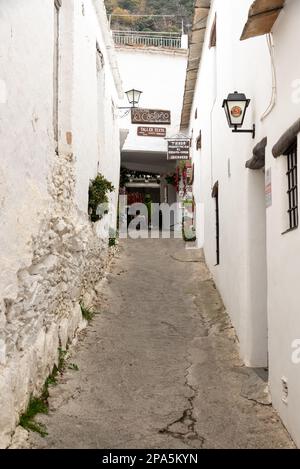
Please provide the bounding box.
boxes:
[125,89,142,108]
[222,91,255,139]
[118,89,143,117]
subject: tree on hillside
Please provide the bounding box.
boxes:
[105,0,194,31]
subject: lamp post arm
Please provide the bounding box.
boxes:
[232,124,255,139]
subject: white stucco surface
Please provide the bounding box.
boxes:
[186,0,300,447]
[117,46,188,173]
[0,0,121,447]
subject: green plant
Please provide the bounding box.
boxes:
[109,237,117,247]
[43,348,67,390]
[68,363,79,371]
[109,227,118,247]
[105,0,194,32]
[44,369,58,388]
[88,174,114,222]
[80,303,95,322]
[58,348,67,370]
[19,346,73,437]
[120,167,130,187]
[20,397,48,437]
[165,173,176,186]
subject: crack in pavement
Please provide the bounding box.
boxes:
[24,239,295,450]
[159,353,205,448]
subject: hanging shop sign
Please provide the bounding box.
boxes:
[167,139,190,160]
[131,108,171,125]
[137,126,166,138]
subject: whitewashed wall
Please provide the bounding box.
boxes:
[117,47,188,159]
[187,0,300,447]
[189,0,270,368]
[262,0,300,448]
[0,0,121,447]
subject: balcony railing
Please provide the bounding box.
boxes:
[112,30,183,49]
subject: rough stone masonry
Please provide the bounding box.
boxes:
[0,149,112,448]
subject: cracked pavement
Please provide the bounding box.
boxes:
[28,239,294,449]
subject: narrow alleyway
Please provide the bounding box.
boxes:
[28,240,293,449]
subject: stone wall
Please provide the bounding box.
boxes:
[0,0,122,448]
[0,151,111,447]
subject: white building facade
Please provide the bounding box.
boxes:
[182,0,300,446]
[117,45,188,171]
[0,0,122,447]
[115,40,189,238]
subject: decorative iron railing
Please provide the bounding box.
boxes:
[112,30,182,49]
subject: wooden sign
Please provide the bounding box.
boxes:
[131,108,171,125]
[137,126,166,138]
[168,140,190,160]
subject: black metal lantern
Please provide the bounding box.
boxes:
[222,91,255,139]
[125,89,142,108]
[118,88,143,115]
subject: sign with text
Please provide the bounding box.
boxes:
[167,139,190,160]
[131,108,171,125]
[137,126,166,138]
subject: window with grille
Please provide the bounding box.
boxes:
[284,140,298,231]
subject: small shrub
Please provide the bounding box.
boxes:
[88,174,114,222]
[165,173,176,186]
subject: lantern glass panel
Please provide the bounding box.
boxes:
[227,100,247,127]
[126,89,142,106]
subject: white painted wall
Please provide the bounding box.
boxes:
[189,0,270,368]
[186,0,300,447]
[117,46,188,157]
[0,0,121,447]
[262,0,300,448]
[72,0,122,225]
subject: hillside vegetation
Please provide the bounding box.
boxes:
[105,0,194,32]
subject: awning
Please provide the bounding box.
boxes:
[246,137,267,169]
[180,0,211,130]
[272,118,300,158]
[240,0,285,41]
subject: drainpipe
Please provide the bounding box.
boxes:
[260,33,277,121]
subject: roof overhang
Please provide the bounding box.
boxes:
[246,137,267,169]
[272,118,300,158]
[180,0,211,130]
[240,0,285,41]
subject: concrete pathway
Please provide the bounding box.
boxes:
[28,239,294,449]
